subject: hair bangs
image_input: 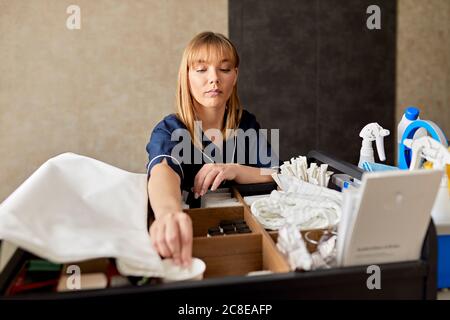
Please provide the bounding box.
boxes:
[188,36,238,68]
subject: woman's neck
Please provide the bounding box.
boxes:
[194,104,226,132]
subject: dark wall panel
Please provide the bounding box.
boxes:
[230,0,396,165]
[230,0,318,162]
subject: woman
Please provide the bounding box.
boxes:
[146,32,277,267]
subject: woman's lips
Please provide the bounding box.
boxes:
[205,89,222,97]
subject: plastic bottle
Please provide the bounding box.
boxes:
[358,123,389,169]
[397,106,427,145]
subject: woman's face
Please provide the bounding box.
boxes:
[188,57,238,111]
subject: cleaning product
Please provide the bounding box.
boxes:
[404,136,450,221]
[358,123,390,169]
[397,107,427,143]
[404,136,450,289]
[398,120,448,169]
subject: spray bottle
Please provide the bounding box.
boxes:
[397,107,427,144]
[358,123,390,169]
[404,136,450,224]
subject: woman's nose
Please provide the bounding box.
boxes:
[208,69,219,84]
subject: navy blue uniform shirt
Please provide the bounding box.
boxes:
[146,109,277,192]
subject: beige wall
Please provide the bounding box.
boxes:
[0,0,227,202]
[2,1,450,203]
[397,0,450,142]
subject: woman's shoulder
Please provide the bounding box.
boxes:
[152,113,187,135]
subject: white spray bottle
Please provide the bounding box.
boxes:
[404,136,450,225]
[358,123,390,169]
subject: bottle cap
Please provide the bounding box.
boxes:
[405,107,420,121]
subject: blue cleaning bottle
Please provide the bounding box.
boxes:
[397,106,427,165]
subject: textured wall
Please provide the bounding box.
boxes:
[0,0,227,202]
[397,0,450,142]
[1,0,449,204]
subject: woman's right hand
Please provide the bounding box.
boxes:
[149,211,193,267]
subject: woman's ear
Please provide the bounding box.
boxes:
[233,68,239,86]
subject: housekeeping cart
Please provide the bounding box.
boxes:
[0,151,437,300]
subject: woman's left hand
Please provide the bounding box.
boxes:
[193,163,240,198]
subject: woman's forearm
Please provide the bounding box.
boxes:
[233,164,274,184]
[147,160,193,267]
[148,161,182,219]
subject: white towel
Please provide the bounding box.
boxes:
[0,153,163,277]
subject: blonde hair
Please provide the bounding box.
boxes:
[175,31,243,148]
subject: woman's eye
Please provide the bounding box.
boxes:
[196,69,206,73]
[220,69,231,72]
